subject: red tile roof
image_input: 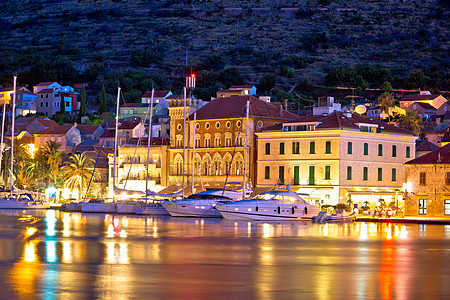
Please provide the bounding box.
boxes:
[406,144,450,164]
[217,89,243,93]
[76,125,101,134]
[410,102,436,110]
[36,88,54,94]
[36,119,59,128]
[108,120,142,130]
[37,125,73,135]
[416,140,439,152]
[188,96,298,121]
[264,111,415,135]
[142,90,171,98]
[400,95,443,102]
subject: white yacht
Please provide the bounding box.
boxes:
[0,194,50,209]
[81,199,117,213]
[161,189,244,218]
[215,188,320,221]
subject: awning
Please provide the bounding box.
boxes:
[344,187,399,196]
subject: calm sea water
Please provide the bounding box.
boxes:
[0,209,449,299]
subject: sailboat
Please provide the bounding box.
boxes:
[81,87,123,213]
[0,76,50,209]
[161,98,252,217]
[135,89,170,216]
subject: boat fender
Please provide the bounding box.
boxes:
[291,207,295,214]
[277,206,280,214]
[114,204,117,210]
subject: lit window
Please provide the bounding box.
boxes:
[419,199,427,215]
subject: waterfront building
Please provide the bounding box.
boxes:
[404,144,450,218]
[167,95,297,191]
[255,111,416,207]
[141,90,172,107]
[109,138,169,194]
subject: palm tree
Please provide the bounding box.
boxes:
[399,110,423,136]
[61,153,99,202]
[42,141,63,186]
[24,148,51,189]
[378,92,395,123]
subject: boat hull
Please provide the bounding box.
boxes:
[0,200,50,209]
[64,203,82,212]
[81,202,117,213]
[162,202,222,218]
[116,203,137,214]
[216,203,320,221]
[135,204,170,216]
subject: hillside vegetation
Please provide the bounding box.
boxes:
[0,0,448,106]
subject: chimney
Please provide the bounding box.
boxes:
[284,99,288,111]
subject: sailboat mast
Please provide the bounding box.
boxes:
[0,91,7,179]
[182,86,187,198]
[192,112,196,194]
[146,89,154,196]
[113,87,121,200]
[10,75,16,198]
[242,99,249,200]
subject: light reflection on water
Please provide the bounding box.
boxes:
[0,209,449,299]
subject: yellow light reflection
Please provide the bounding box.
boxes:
[62,213,71,237]
[107,224,115,238]
[62,241,72,263]
[399,226,408,239]
[119,230,127,238]
[386,224,392,240]
[119,243,129,264]
[263,223,273,238]
[26,227,37,237]
[106,242,115,264]
[248,222,251,237]
[359,222,368,240]
[323,223,329,237]
[24,241,37,262]
[153,224,158,238]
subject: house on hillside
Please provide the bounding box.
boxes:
[216,85,256,98]
[100,120,146,147]
[34,82,77,117]
[76,124,104,141]
[405,102,436,121]
[141,90,172,108]
[400,92,448,110]
[34,124,81,152]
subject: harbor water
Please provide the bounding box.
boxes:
[0,209,449,299]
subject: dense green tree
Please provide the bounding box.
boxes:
[378,92,395,123]
[399,110,423,136]
[61,153,99,202]
[380,81,393,92]
[406,70,426,89]
[258,73,277,94]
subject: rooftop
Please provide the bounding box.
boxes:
[406,144,450,164]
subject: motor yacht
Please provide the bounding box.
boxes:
[161,189,244,218]
[215,188,320,221]
[0,194,50,209]
[81,199,117,213]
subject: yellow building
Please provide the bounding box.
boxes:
[400,92,447,110]
[109,138,169,195]
[216,85,256,98]
[255,111,416,207]
[404,144,450,218]
[168,95,297,192]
